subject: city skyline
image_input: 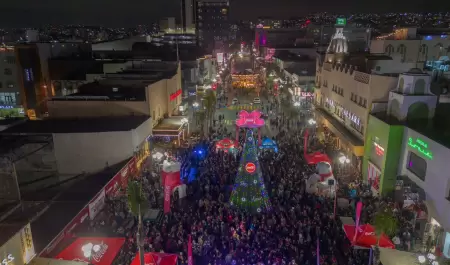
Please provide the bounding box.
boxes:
[0,0,448,26]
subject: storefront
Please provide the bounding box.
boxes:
[0,223,36,265]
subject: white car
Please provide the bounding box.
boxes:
[232,98,239,105]
[253,97,261,104]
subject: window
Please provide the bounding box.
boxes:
[7,82,14,88]
[363,98,367,108]
[4,68,12,75]
[407,151,427,181]
[375,66,381,71]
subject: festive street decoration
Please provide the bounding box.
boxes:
[230,130,271,213]
[235,110,265,146]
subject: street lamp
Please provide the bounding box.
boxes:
[82,243,101,260]
[418,253,438,265]
[181,118,189,136]
[338,155,351,164]
[308,119,316,125]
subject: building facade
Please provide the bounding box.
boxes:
[196,0,229,52]
[362,70,450,258]
[0,45,24,118]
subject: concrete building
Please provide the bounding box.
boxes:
[0,116,151,179]
[160,17,177,33]
[14,42,92,118]
[0,45,24,118]
[196,0,229,52]
[91,36,149,51]
[362,69,450,258]
[182,0,195,33]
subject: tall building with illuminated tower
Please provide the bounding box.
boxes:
[195,0,229,53]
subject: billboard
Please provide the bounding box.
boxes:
[216,53,224,65]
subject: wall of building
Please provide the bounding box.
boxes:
[319,63,398,139]
[53,130,134,177]
[131,118,153,150]
[92,36,148,51]
[370,39,450,63]
[398,128,450,232]
[47,100,150,118]
[0,46,20,106]
[362,115,404,195]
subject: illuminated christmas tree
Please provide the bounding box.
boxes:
[230,129,271,214]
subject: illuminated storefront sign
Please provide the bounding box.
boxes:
[336,18,347,26]
[408,137,433,159]
[374,142,385,156]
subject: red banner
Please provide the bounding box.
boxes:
[170,89,182,101]
[105,157,136,197]
[56,237,126,265]
[188,235,193,265]
[130,253,177,265]
[164,185,171,214]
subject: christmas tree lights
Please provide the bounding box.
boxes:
[230,129,271,213]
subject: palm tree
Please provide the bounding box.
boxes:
[127,180,148,265]
[371,208,398,265]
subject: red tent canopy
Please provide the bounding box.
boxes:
[343,224,395,249]
[305,152,331,165]
[216,138,238,150]
[130,253,178,265]
[55,237,125,265]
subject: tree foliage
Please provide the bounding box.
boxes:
[373,208,398,239]
[127,180,148,217]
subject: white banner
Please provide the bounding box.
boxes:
[89,189,106,220]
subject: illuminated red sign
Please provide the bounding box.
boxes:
[170,89,182,101]
[374,142,385,156]
[245,162,256,173]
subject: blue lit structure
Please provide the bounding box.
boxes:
[259,137,278,153]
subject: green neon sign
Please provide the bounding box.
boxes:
[408,137,433,159]
[336,18,347,26]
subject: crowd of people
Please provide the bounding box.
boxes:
[71,80,432,265]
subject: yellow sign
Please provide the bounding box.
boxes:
[20,224,35,264]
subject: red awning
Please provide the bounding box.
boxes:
[216,138,237,150]
[305,152,331,165]
[343,224,395,249]
[130,253,178,265]
[55,237,125,265]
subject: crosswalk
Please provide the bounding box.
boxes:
[227,104,261,111]
[222,119,236,125]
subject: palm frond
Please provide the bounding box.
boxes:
[127,180,148,217]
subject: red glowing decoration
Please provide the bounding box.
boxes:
[236,110,265,128]
[374,142,385,156]
[245,162,256,173]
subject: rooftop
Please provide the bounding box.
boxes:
[0,116,150,135]
[273,51,314,62]
[0,159,128,252]
[372,104,450,149]
[284,63,316,77]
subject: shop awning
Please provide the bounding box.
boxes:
[55,237,125,265]
[315,108,364,156]
[343,224,395,249]
[29,258,87,265]
[379,248,420,265]
[130,253,178,265]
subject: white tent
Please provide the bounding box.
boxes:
[379,248,421,265]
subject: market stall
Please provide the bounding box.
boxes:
[215,138,238,153]
[259,137,278,153]
[343,224,395,249]
[129,252,178,265]
[55,237,125,265]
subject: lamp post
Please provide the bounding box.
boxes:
[82,243,101,262]
[418,253,439,265]
[181,117,189,136]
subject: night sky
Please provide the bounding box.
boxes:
[0,0,446,26]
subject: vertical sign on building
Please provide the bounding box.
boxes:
[20,224,36,264]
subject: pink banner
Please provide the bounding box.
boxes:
[354,201,363,243]
[164,185,171,214]
[188,235,193,265]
